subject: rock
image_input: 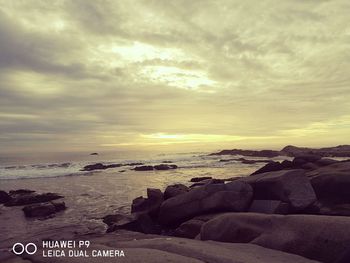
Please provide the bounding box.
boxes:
[189,179,225,188]
[164,184,189,200]
[22,201,66,218]
[9,189,35,195]
[251,161,284,175]
[134,165,154,171]
[5,192,63,206]
[90,152,98,155]
[159,181,253,226]
[190,176,213,182]
[318,203,350,216]
[81,163,122,171]
[248,200,289,214]
[301,162,319,170]
[105,213,161,234]
[131,188,163,218]
[315,158,338,167]
[282,145,350,157]
[154,164,178,170]
[0,190,11,204]
[210,149,282,157]
[307,161,350,202]
[201,212,350,263]
[115,233,318,263]
[241,169,316,211]
[174,219,204,239]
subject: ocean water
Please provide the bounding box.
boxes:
[0,150,291,246]
[0,150,289,180]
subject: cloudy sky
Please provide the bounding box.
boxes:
[0,0,349,153]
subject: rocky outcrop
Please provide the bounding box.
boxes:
[306,161,350,203]
[248,200,289,214]
[158,181,253,226]
[240,169,316,211]
[0,190,11,204]
[22,201,66,218]
[103,213,161,234]
[131,188,164,218]
[201,213,350,263]
[189,179,225,188]
[164,184,189,200]
[210,149,282,157]
[5,191,63,206]
[21,230,318,263]
[282,145,350,157]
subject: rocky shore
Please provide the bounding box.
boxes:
[2,149,350,262]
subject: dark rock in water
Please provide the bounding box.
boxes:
[154,164,178,170]
[241,169,316,211]
[159,181,253,226]
[104,213,161,234]
[81,163,122,171]
[174,219,204,239]
[9,189,35,195]
[131,188,163,218]
[248,200,289,214]
[124,162,144,166]
[162,161,173,163]
[90,152,99,155]
[0,190,11,204]
[134,165,154,171]
[201,212,350,263]
[5,192,63,206]
[164,184,189,200]
[281,160,293,169]
[251,161,284,175]
[307,161,350,202]
[22,201,66,218]
[220,158,271,164]
[190,176,212,182]
[210,149,282,157]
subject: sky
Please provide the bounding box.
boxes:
[0,0,349,154]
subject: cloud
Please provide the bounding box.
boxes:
[0,0,349,153]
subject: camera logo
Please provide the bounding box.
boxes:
[12,243,37,255]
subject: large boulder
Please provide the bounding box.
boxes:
[5,191,63,206]
[158,181,253,226]
[306,161,350,202]
[22,201,66,218]
[164,184,189,200]
[240,169,316,211]
[103,213,161,234]
[201,213,350,263]
[0,190,11,204]
[251,161,285,175]
[23,230,317,263]
[131,188,163,218]
[248,200,289,214]
[115,233,318,263]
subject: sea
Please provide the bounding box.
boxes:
[0,150,291,246]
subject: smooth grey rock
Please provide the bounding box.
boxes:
[159,181,253,226]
